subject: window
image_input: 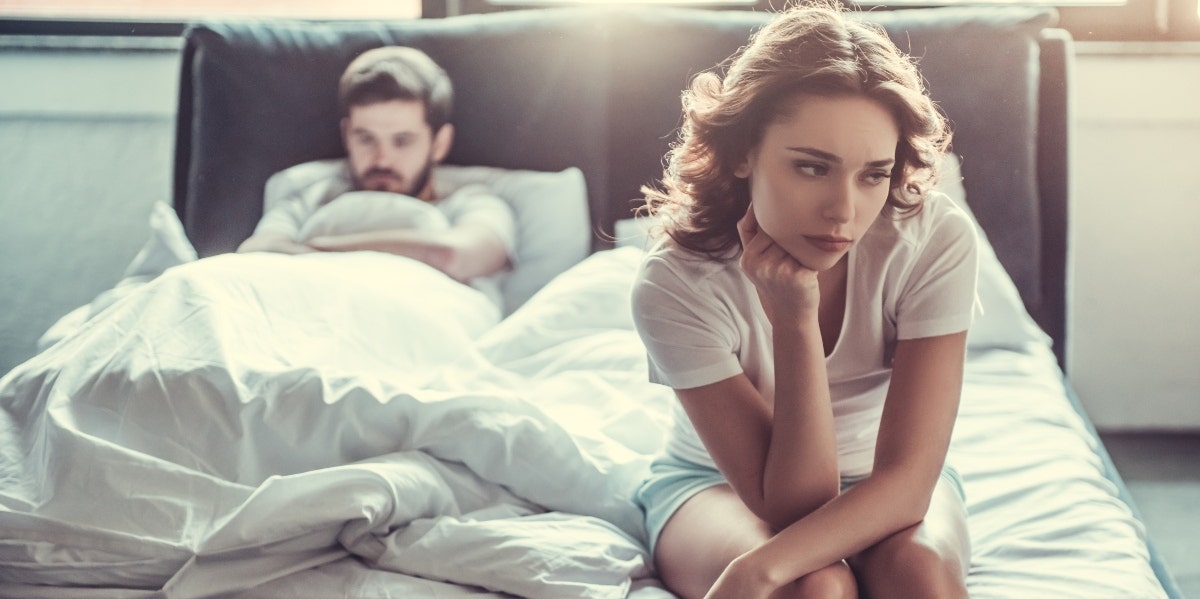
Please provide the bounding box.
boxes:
[0,0,1195,41]
[428,0,1200,41]
[1058,0,1200,40]
[0,1,421,36]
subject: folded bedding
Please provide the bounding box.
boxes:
[0,209,1167,598]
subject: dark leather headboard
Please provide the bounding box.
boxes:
[173,6,1071,366]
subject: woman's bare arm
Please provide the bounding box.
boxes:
[679,204,842,530]
[706,331,968,597]
[676,318,840,531]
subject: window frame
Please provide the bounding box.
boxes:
[0,19,186,37]
[426,0,1200,41]
[0,0,1195,41]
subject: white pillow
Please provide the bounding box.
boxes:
[296,191,450,242]
[936,154,1051,350]
[614,154,1050,351]
[614,216,659,252]
[434,165,591,315]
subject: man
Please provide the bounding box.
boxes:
[237,46,514,288]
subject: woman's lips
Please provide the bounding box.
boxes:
[804,235,853,253]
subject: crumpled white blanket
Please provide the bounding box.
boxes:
[1,229,670,598]
[1,203,1169,599]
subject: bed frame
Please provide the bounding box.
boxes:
[170,6,1181,596]
[174,6,1073,360]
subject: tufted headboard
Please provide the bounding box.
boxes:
[173,6,1072,366]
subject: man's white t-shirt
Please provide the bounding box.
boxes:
[631,192,980,478]
[252,159,517,306]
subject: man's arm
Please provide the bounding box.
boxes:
[243,161,342,254]
[306,222,509,281]
[236,233,316,255]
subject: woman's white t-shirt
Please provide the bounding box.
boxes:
[631,192,980,478]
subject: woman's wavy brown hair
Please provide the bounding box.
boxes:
[642,2,951,258]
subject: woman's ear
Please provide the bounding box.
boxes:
[733,146,756,178]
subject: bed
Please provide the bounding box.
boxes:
[0,5,1183,598]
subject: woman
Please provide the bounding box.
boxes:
[631,3,978,598]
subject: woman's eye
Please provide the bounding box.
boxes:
[863,171,891,185]
[795,162,829,177]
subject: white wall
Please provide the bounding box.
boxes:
[0,38,1196,430]
[0,40,179,376]
[1069,43,1200,430]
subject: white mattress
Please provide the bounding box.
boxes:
[0,245,1166,598]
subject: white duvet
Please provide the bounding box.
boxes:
[1,245,672,598]
[0,213,1168,598]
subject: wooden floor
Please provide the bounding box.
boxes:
[1101,432,1200,598]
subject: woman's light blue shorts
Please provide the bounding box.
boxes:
[635,454,966,555]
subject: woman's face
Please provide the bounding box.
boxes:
[736,93,900,272]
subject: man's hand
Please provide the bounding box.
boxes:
[736,204,820,329]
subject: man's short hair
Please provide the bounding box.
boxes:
[338,46,453,130]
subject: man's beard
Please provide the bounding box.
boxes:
[355,159,435,199]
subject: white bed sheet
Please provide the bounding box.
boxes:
[0,238,1167,598]
[955,344,1164,598]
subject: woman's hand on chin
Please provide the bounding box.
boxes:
[737,203,820,330]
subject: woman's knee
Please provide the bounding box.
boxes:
[856,533,967,598]
[777,562,857,599]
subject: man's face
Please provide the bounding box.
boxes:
[342,99,452,202]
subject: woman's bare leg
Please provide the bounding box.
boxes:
[656,484,857,599]
[849,475,970,599]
